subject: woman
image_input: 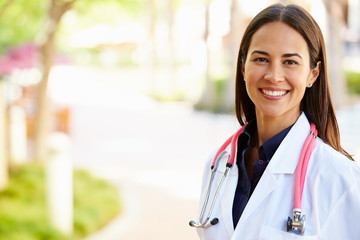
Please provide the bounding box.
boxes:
[191,3,360,240]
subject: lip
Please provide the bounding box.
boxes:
[259,87,290,100]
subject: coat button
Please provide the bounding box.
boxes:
[258,160,264,165]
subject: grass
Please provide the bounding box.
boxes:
[0,164,121,240]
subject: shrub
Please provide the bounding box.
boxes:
[0,164,121,240]
[345,71,360,95]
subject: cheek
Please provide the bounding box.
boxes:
[244,65,261,83]
[285,69,311,88]
[244,73,257,94]
[244,75,260,102]
[243,66,265,99]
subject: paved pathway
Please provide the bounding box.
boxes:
[71,102,238,240]
[49,65,360,240]
[50,65,240,240]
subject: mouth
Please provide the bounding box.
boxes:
[260,88,289,98]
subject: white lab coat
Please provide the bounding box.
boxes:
[196,113,360,240]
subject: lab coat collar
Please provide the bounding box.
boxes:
[235,112,311,227]
[266,112,311,174]
[217,113,310,234]
[218,112,310,175]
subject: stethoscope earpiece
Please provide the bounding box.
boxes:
[189,218,219,228]
[210,218,219,225]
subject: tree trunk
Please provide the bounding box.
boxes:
[323,0,348,107]
[144,0,157,94]
[0,80,8,190]
[34,0,75,163]
[195,0,216,110]
[220,0,243,113]
[166,0,176,98]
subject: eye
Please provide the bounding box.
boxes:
[284,60,298,65]
[254,58,268,63]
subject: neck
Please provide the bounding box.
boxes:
[255,110,301,146]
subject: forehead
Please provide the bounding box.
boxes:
[248,22,309,56]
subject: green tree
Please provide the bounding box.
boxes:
[34,0,145,162]
[34,0,76,163]
[1,0,145,163]
[0,0,47,53]
[0,0,144,189]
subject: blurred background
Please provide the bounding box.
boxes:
[0,0,359,239]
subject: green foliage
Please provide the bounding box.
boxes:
[0,0,145,54]
[73,169,120,239]
[0,165,65,240]
[73,0,146,19]
[60,0,146,37]
[194,77,233,113]
[345,71,360,95]
[0,164,121,240]
[0,0,47,53]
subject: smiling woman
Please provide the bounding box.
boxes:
[242,21,320,137]
[190,3,360,240]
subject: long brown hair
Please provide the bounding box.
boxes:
[235,4,353,160]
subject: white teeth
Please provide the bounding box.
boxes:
[262,89,287,96]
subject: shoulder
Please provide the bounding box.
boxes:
[309,137,360,197]
[312,140,360,237]
[306,139,360,233]
[313,138,360,174]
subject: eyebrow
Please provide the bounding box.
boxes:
[251,50,302,59]
[283,53,302,59]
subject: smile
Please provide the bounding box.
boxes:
[261,89,288,97]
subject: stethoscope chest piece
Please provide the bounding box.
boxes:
[287,208,305,235]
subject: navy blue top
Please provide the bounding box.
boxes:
[232,122,293,229]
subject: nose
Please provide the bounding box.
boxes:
[264,63,284,83]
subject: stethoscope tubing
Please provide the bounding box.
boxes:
[211,126,245,168]
[192,125,245,228]
[190,122,318,234]
[294,123,317,209]
[197,167,229,228]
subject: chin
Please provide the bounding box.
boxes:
[256,106,301,120]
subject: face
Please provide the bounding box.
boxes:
[243,21,320,123]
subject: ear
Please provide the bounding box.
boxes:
[307,61,321,88]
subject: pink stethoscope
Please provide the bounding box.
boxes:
[189,123,318,235]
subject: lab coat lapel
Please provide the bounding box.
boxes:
[267,112,310,175]
[217,124,248,237]
[237,169,278,226]
[236,113,311,226]
[220,159,238,237]
[214,145,237,238]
